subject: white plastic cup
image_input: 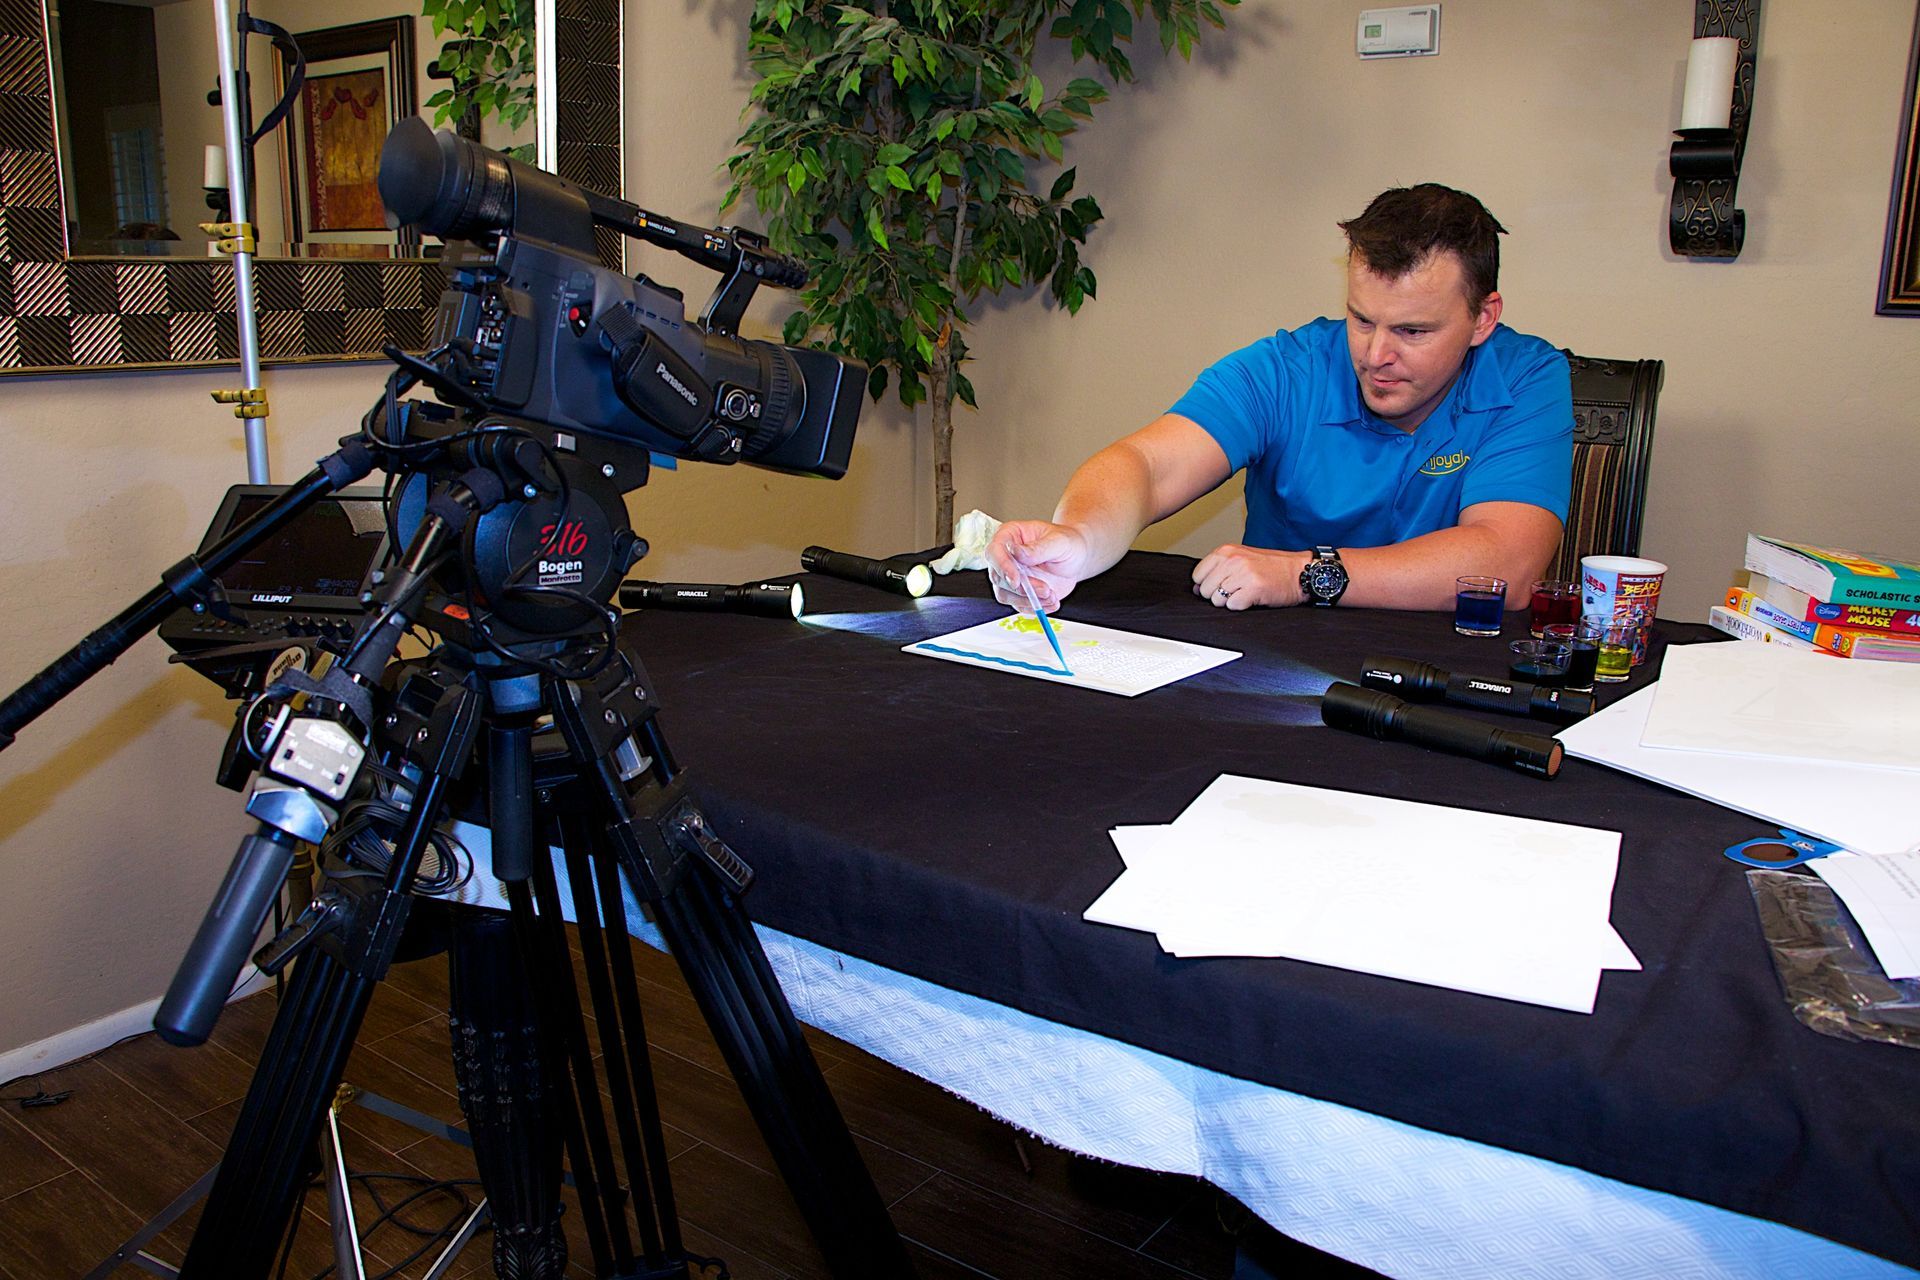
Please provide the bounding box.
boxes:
[1581,555,1667,625]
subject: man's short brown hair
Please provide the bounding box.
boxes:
[1338,184,1506,314]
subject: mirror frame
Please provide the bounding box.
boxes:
[0,0,621,376]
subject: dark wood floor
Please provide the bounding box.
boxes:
[0,931,1368,1279]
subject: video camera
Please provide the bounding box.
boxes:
[366,122,866,645]
[378,117,863,479]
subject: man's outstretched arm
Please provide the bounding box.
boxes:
[987,415,1231,610]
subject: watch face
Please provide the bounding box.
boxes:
[1305,560,1347,600]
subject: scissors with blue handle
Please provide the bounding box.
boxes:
[1722,828,1848,869]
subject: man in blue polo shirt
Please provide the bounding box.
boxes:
[987,184,1572,611]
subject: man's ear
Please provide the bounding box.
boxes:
[1470,291,1503,346]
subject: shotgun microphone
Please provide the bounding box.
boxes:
[1320,681,1564,779]
[1359,655,1594,725]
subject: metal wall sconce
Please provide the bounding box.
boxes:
[1670,2,1762,259]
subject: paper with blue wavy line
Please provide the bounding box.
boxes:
[904,615,1239,696]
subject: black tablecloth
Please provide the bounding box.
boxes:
[622,550,1920,1268]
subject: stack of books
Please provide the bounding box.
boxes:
[1712,534,1920,663]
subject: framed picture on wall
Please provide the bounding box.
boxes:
[275,17,419,258]
[1877,4,1920,313]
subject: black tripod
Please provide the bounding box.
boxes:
[0,432,915,1277]
[173,614,912,1274]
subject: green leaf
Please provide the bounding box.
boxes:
[1025,73,1043,111]
[926,172,943,202]
[866,205,890,249]
[933,116,955,142]
[875,142,913,167]
[885,164,914,190]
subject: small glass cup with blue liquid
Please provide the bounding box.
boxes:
[1453,575,1507,636]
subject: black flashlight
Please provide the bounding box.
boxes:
[1359,655,1594,726]
[619,580,804,618]
[1321,681,1564,780]
[801,545,933,597]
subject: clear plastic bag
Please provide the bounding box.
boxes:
[1747,867,1920,1047]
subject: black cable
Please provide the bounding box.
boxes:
[292,1171,483,1280]
[320,792,473,897]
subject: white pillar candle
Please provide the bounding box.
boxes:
[204,143,227,189]
[1680,36,1739,131]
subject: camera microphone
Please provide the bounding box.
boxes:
[801,546,932,598]
[1359,655,1594,726]
[1320,682,1564,780]
[620,580,804,619]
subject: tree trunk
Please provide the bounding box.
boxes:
[929,328,955,544]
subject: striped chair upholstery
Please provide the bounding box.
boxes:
[1544,354,1665,583]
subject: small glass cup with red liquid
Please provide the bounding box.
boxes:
[1528,579,1580,637]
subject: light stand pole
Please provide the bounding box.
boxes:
[207,0,270,484]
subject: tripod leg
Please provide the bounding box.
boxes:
[180,767,457,1277]
[180,947,375,1276]
[559,807,680,1269]
[448,904,567,1279]
[651,862,914,1277]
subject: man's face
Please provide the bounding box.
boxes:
[1344,250,1501,433]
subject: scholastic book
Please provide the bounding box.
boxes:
[1744,535,1920,609]
[1736,569,1920,637]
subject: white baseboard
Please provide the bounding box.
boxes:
[0,971,273,1084]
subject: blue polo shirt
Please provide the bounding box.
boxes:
[1167,317,1572,550]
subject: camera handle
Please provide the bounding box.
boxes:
[0,440,375,753]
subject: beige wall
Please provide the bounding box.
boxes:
[0,366,385,1062]
[6,0,1919,1062]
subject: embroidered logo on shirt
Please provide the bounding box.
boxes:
[1419,450,1471,476]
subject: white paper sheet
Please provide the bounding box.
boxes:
[1557,684,1920,857]
[903,614,1239,696]
[1640,641,1920,772]
[1081,777,1631,1013]
[1813,850,1920,978]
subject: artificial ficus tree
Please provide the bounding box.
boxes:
[420,0,537,162]
[725,1,1236,540]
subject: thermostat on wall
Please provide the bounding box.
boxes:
[1358,5,1440,58]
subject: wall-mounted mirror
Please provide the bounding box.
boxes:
[0,0,622,374]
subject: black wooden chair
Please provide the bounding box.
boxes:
[1543,352,1665,583]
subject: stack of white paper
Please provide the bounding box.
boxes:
[1556,644,1920,856]
[1084,775,1636,1014]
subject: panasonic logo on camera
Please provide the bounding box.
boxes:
[655,361,699,406]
